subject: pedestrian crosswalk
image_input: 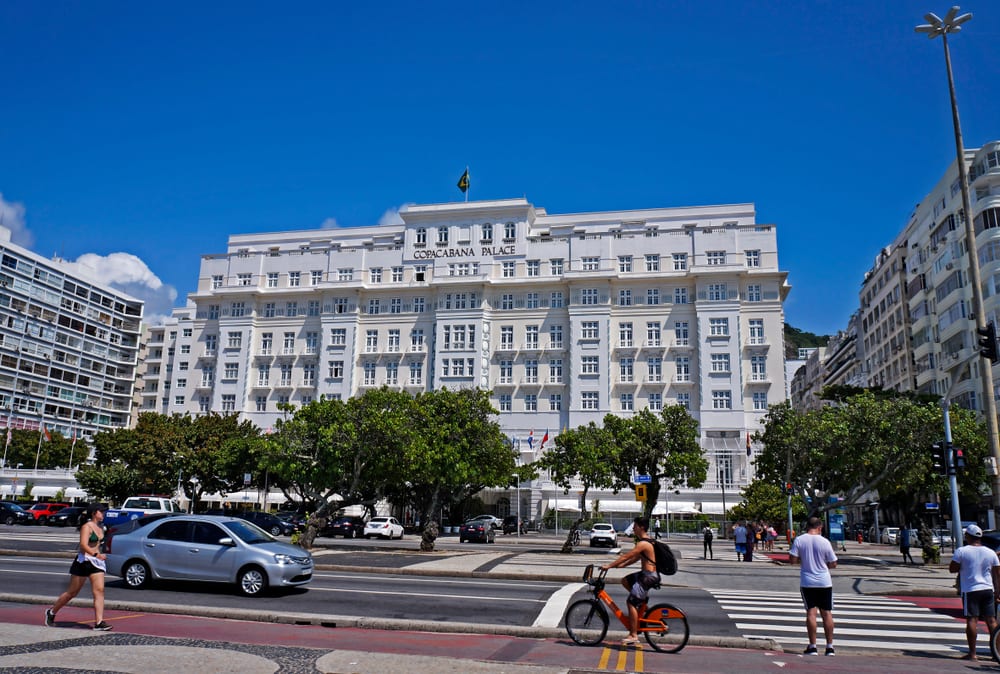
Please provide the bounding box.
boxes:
[709,589,972,655]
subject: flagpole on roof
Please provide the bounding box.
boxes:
[465,166,470,202]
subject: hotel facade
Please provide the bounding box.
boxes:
[140,198,789,519]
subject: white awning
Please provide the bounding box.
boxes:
[547,498,581,512]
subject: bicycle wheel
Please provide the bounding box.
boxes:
[991,624,1000,663]
[564,599,609,646]
[642,603,690,653]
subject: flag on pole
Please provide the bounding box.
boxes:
[42,425,52,442]
[457,168,470,193]
[527,429,534,451]
[541,430,549,447]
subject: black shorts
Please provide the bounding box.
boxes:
[625,570,660,607]
[69,557,104,577]
[800,586,833,612]
[962,590,997,619]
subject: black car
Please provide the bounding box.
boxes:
[502,515,526,535]
[48,506,86,527]
[0,501,31,525]
[322,516,365,538]
[459,519,495,543]
[234,510,296,536]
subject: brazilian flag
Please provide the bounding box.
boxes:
[457,169,470,193]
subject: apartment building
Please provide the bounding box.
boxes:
[139,198,790,516]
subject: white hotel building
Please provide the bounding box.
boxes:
[140,198,789,518]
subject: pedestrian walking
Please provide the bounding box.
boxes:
[949,524,1000,661]
[789,516,838,656]
[703,523,714,559]
[899,525,915,565]
[745,521,756,562]
[733,521,748,561]
[45,503,112,631]
[653,517,661,540]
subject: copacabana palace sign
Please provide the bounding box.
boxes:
[412,244,517,259]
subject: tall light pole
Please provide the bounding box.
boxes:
[916,7,1000,512]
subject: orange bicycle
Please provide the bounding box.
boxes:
[564,564,689,653]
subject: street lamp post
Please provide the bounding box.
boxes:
[916,7,1000,512]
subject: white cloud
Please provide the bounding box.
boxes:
[63,252,178,325]
[378,206,408,226]
[320,217,339,229]
[0,193,32,248]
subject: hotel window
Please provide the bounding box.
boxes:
[260,333,273,355]
[675,357,690,382]
[481,223,493,242]
[285,301,298,316]
[499,394,512,412]
[205,334,217,354]
[619,322,633,347]
[415,228,427,245]
[645,255,660,272]
[582,257,600,271]
[330,328,346,346]
[524,360,538,383]
[308,300,320,316]
[526,292,539,309]
[620,393,634,411]
[707,251,725,265]
[746,284,762,302]
[748,319,765,344]
[255,396,267,412]
[674,287,688,304]
[302,395,313,405]
[277,394,289,405]
[266,272,278,287]
[221,394,236,412]
[364,362,376,386]
[648,393,662,411]
[305,331,319,354]
[231,302,246,317]
[289,271,301,287]
[525,394,538,412]
[411,329,425,350]
[198,394,210,413]
[619,256,633,273]
[180,345,191,355]
[674,322,689,345]
[712,390,732,409]
[647,357,662,382]
[334,297,349,314]
[208,304,220,320]
[500,326,514,349]
[409,362,423,385]
[414,297,426,312]
[311,270,322,285]
[582,391,599,410]
[549,325,563,348]
[708,283,727,301]
[672,254,687,271]
[750,355,767,381]
[581,288,599,305]
[388,329,400,352]
[753,391,768,411]
[501,294,514,310]
[338,268,354,281]
[504,221,516,240]
[369,267,382,284]
[391,266,403,282]
[227,331,242,349]
[499,360,513,384]
[647,288,660,305]
[581,356,600,375]
[711,353,731,373]
[234,273,251,287]
[620,358,634,382]
[387,298,401,315]
[550,291,564,308]
[582,321,599,340]
[224,362,239,380]
[452,358,468,377]
[303,364,316,385]
[329,361,344,378]
[437,227,449,245]
[525,325,539,349]
[709,318,729,337]
[549,394,562,411]
[211,275,223,289]
[368,299,380,315]
[283,332,295,354]
[550,258,564,275]
[414,265,427,282]
[549,359,563,383]
[365,330,378,352]
[201,367,214,387]
[386,362,398,385]
[619,289,633,306]
[646,322,661,346]
[676,392,690,410]
[502,261,515,278]
[176,377,187,389]
[745,250,761,268]
[527,260,540,277]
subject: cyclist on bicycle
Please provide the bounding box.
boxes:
[600,516,659,646]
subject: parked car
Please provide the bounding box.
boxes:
[934,528,954,546]
[589,523,618,548]
[467,514,503,529]
[233,510,296,536]
[364,516,404,539]
[502,515,526,535]
[105,514,313,596]
[47,506,86,527]
[0,501,31,525]
[276,511,306,531]
[880,527,901,545]
[459,519,495,543]
[26,502,70,525]
[323,516,366,538]
[981,530,1000,552]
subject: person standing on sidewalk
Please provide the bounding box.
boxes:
[899,525,915,565]
[789,516,837,656]
[45,502,112,631]
[949,524,1000,661]
[702,522,714,559]
[733,520,748,561]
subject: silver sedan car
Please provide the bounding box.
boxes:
[105,514,313,596]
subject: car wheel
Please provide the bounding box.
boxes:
[397,531,403,540]
[238,565,268,597]
[269,525,281,536]
[3,515,13,526]
[123,559,150,589]
[460,537,466,543]
[38,516,48,525]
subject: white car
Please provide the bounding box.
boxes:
[468,514,503,529]
[589,523,618,548]
[363,516,404,539]
[880,527,901,545]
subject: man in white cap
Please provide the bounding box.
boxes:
[949,524,1000,660]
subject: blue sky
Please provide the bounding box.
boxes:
[1,1,998,333]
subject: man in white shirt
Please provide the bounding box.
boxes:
[789,516,838,656]
[949,524,1000,661]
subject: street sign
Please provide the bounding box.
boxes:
[925,502,940,511]
[243,473,252,486]
[635,475,652,484]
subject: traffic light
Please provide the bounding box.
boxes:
[953,446,966,471]
[978,322,999,363]
[931,442,947,476]
[784,482,794,496]
[635,484,647,501]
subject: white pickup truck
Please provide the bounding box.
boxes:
[104,496,183,527]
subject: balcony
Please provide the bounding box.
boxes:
[672,376,694,385]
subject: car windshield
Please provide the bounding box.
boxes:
[222,518,275,544]
[369,518,388,524]
[7,504,25,512]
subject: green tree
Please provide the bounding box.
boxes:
[729,479,807,528]
[177,413,262,512]
[75,461,143,506]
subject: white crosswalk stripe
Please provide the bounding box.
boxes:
[709,589,974,656]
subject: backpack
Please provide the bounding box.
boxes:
[704,527,714,541]
[643,537,678,575]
